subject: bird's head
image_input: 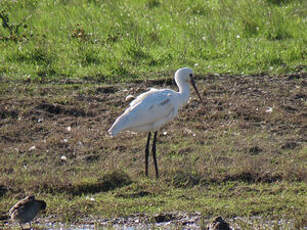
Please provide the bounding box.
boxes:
[26,195,35,201]
[175,67,193,83]
[175,67,202,102]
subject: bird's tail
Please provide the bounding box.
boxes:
[108,113,130,137]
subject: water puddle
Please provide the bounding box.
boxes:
[37,215,201,230]
[2,213,306,230]
[41,222,199,230]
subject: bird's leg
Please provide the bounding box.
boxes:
[145,132,151,177]
[152,131,159,179]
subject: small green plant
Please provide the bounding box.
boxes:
[147,0,161,9]
[0,11,23,41]
[0,0,34,42]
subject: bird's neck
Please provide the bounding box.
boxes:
[177,80,190,107]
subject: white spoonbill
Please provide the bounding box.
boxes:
[108,67,202,178]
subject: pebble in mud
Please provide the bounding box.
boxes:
[207,216,231,230]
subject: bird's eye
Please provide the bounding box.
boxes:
[189,73,193,77]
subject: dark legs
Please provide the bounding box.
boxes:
[145,132,151,177]
[152,131,159,178]
[145,131,159,178]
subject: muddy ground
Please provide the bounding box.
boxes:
[1,72,305,168]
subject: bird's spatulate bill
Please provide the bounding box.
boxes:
[190,77,202,102]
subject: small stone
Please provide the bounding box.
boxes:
[86,196,95,201]
[154,213,174,223]
[60,155,67,161]
[28,146,36,151]
[184,128,193,134]
[265,107,273,113]
[207,216,231,230]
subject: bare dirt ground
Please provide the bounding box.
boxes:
[0,71,306,185]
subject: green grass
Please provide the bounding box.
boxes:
[0,0,306,82]
[45,180,306,221]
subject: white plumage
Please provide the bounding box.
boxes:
[109,88,177,135]
[108,67,201,136]
[108,67,202,178]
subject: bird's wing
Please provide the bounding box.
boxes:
[129,88,159,107]
[8,196,34,215]
[124,89,177,128]
[9,200,25,215]
[108,89,177,136]
[8,204,17,215]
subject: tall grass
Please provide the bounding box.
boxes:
[0,0,306,81]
